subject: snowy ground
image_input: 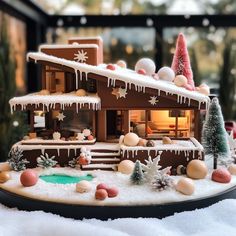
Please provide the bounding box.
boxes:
[0,199,236,236]
[0,167,236,206]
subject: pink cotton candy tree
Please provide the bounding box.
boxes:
[171,33,195,91]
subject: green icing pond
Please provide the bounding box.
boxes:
[40,174,93,184]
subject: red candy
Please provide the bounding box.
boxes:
[20,169,38,187]
[107,187,119,198]
[78,157,89,165]
[87,135,94,140]
[95,189,108,200]
[96,183,109,191]
[138,69,146,75]
[212,168,231,183]
[106,64,116,70]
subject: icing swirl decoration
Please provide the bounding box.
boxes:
[74,50,88,63]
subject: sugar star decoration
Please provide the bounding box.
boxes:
[118,87,127,98]
[111,88,120,99]
[56,112,66,121]
[111,87,127,99]
[74,49,88,63]
[149,96,159,105]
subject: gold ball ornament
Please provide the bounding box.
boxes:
[174,75,188,87]
[123,132,140,146]
[175,177,195,195]
[76,180,92,193]
[75,89,87,96]
[38,89,50,95]
[228,164,236,175]
[117,60,127,68]
[186,160,208,179]
[162,136,172,144]
[118,160,135,174]
[196,84,210,96]
[0,171,11,183]
[0,162,11,172]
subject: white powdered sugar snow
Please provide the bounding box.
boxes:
[0,199,236,236]
[1,167,236,206]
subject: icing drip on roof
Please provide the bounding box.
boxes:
[9,93,101,113]
[27,52,210,109]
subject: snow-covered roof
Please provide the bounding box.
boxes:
[39,44,98,51]
[27,52,210,109]
[9,93,101,113]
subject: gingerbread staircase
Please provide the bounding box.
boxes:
[81,149,121,171]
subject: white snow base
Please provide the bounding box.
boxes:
[1,167,236,206]
[0,199,236,236]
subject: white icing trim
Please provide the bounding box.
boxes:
[120,139,204,159]
[39,44,98,51]
[21,138,96,145]
[27,52,210,108]
[9,93,101,113]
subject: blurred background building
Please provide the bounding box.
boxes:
[1,0,236,160]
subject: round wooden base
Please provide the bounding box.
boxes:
[0,186,236,220]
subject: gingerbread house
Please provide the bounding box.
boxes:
[9,36,210,172]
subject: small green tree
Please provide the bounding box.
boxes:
[202,97,230,169]
[130,160,144,185]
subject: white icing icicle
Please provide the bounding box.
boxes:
[9,93,101,113]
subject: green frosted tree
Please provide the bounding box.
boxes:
[202,97,230,169]
[130,160,144,185]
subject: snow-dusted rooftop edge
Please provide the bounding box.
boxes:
[9,93,101,113]
[39,44,99,51]
[27,52,210,109]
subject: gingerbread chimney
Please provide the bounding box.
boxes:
[39,36,103,66]
[68,36,103,64]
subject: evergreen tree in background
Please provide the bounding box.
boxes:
[202,97,230,169]
[0,14,27,162]
[130,160,144,185]
[219,39,236,120]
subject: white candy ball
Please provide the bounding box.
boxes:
[196,84,210,96]
[123,132,140,146]
[157,67,175,82]
[76,180,92,193]
[53,132,61,140]
[77,133,85,141]
[135,58,156,76]
[175,177,195,195]
[83,129,91,137]
[174,75,188,87]
[118,160,135,174]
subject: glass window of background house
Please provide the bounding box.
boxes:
[32,0,236,15]
[46,27,155,68]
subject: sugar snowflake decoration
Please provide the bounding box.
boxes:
[149,96,159,105]
[74,50,88,63]
[37,153,57,169]
[141,153,171,183]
